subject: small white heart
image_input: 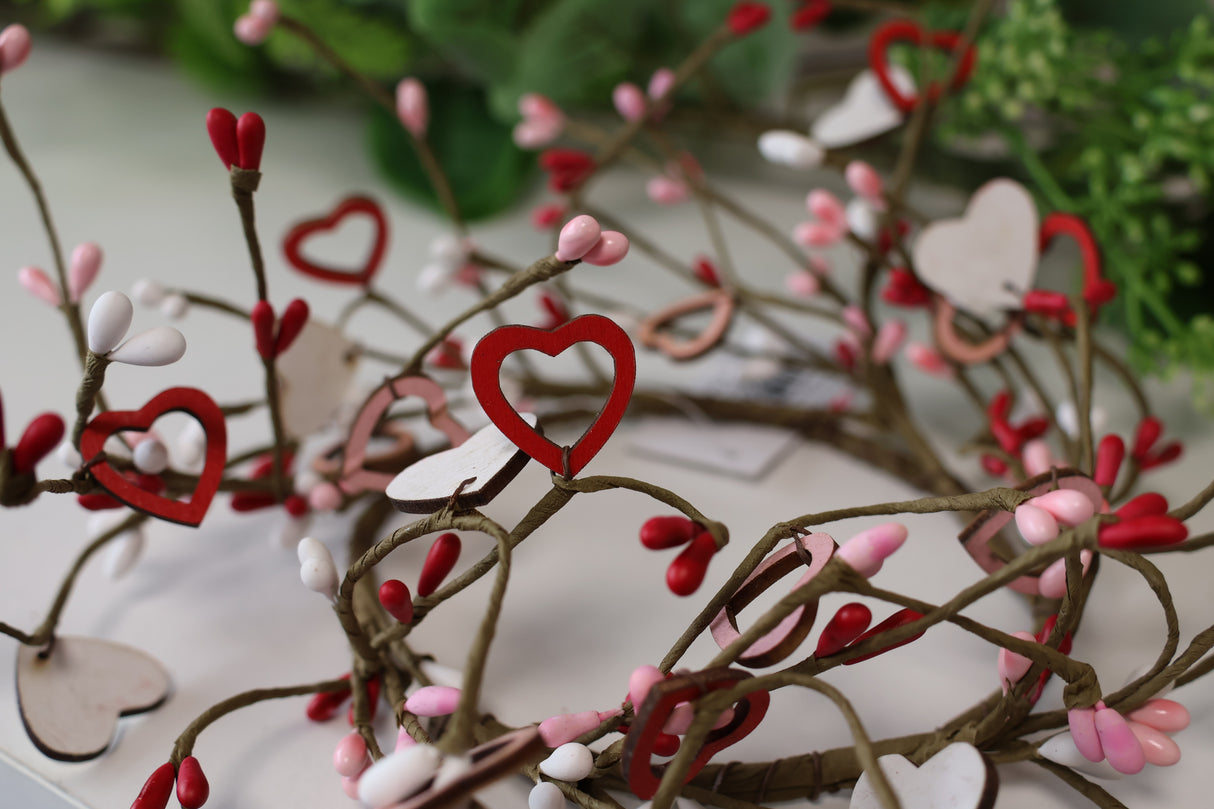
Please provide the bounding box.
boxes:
[850,742,998,809]
[913,178,1039,318]
[387,416,536,514]
[812,66,915,148]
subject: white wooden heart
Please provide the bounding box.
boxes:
[850,742,998,809]
[16,636,171,761]
[811,66,915,148]
[386,415,536,514]
[275,320,359,439]
[912,178,1039,318]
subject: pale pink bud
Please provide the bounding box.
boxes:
[234,14,274,45]
[793,221,845,248]
[555,215,602,262]
[871,319,906,364]
[845,160,884,201]
[906,342,954,378]
[1021,439,1057,478]
[997,631,1037,692]
[396,78,429,138]
[0,25,32,73]
[17,266,61,306]
[841,304,871,337]
[837,522,907,577]
[612,82,646,121]
[806,189,846,229]
[249,0,280,23]
[67,242,102,303]
[646,176,689,205]
[580,231,629,266]
[785,271,820,298]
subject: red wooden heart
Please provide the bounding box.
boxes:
[282,196,388,287]
[471,314,635,477]
[868,20,976,114]
[622,667,770,799]
[1039,212,1115,322]
[80,388,226,527]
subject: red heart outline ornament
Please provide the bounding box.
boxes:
[1038,213,1115,322]
[622,667,770,799]
[471,314,636,477]
[868,20,977,114]
[81,388,226,527]
[341,374,472,495]
[282,196,388,286]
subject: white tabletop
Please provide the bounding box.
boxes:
[0,41,1211,809]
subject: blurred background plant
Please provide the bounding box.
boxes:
[3,0,1212,391]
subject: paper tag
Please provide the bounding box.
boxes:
[626,417,797,480]
[690,353,864,411]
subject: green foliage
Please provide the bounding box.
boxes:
[927,0,1214,386]
[368,82,533,221]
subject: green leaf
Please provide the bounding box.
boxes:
[405,0,523,84]
[1061,0,1209,43]
[267,0,412,80]
[677,0,798,105]
[168,0,272,93]
[368,82,533,221]
[488,0,656,121]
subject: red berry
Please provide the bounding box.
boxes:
[131,762,176,809]
[176,756,210,809]
[665,531,716,596]
[417,533,461,597]
[1100,515,1187,550]
[727,1,771,36]
[378,579,414,624]
[639,515,698,550]
[815,602,872,657]
[236,112,266,171]
[789,0,831,30]
[1094,434,1125,488]
[1115,492,1169,520]
[653,733,681,757]
[692,256,720,287]
[305,675,351,722]
[12,413,64,474]
[1132,416,1163,460]
[842,609,924,664]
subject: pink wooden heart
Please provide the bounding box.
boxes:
[471,314,635,477]
[341,375,471,495]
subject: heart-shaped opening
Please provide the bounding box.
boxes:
[470,315,636,478]
[294,213,379,271]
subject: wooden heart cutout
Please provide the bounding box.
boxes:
[622,667,770,799]
[471,314,636,478]
[17,636,171,761]
[282,196,388,286]
[387,417,535,514]
[914,179,1039,319]
[1039,213,1115,320]
[868,20,977,114]
[850,742,998,809]
[81,388,226,527]
[638,290,736,361]
[710,532,836,668]
[342,375,471,495]
[959,468,1102,596]
[811,65,916,148]
[275,320,359,440]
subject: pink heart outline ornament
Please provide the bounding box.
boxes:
[709,532,837,667]
[341,375,472,495]
[959,468,1103,596]
[16,636,171,761]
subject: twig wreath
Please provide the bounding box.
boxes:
[1,2,1212,809]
